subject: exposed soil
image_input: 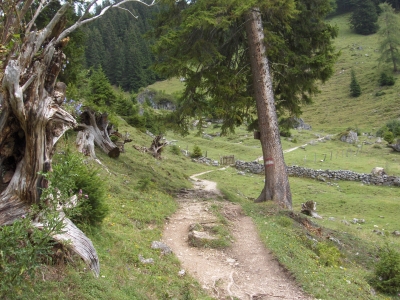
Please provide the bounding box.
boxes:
[162,171,312,300]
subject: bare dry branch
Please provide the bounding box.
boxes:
[57,0,156,43]
[26,0,52,34]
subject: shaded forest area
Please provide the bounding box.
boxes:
[83,2,159,91]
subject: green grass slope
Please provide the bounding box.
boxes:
[301,13,400,133]
[24,119,213,300]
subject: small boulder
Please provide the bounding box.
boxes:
[371,167,386,176]
[392,231,400,237]
[188,223,219,248]
[151,241,172,255]
[188,230,217,247]
[340,130,358,144]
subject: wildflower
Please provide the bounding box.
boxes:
[84,194,88,199]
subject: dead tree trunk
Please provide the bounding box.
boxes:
[149,135,168,159]
[0,0,155,277]
[245,8,292,209]
[0,3,98,274]
[76,108,120,158]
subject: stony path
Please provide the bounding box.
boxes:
[162,172,312,300]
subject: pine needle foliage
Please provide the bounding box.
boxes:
[350,69,361,97]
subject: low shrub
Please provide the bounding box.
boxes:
[170,145,181,156]
[191,145,202,158]
[315,241,342,267]
[375,91,386,97]
[379,72,395,86]
[51,150,108,226]
[377,119,400,143]
[350,70,361,97]
[383,130,395,144]
[370,244,400,295]
[0,206,64,298]
[136,177,155,191]
[110,135,119,143]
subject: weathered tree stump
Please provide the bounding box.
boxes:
[301,201,322,219]
[76,108,120,158]
[149,135,168,159]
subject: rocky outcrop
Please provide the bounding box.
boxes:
[136,89,176,110]
[389,139,400,152]
[340,130,358,144]
[292,117,312,130]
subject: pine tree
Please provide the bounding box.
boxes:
[350,70,361,97]
[350,0,379,35]
[87,67,117,108]
[378,3,400,72]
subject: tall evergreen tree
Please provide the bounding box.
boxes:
[378,3,400,72]
[350,0,379,35]
[152,0,338,205]
[87,67,117,108]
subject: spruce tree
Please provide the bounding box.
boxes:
[350,0,379,35]
[350,70,362,97]
[87,67,117,108]
[378,3,400,72]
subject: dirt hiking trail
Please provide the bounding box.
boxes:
[162,171,312,300]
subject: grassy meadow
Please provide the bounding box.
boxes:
[301,13,400,133]
[13,12,400,300]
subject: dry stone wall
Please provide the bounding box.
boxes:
[234,160,400,186]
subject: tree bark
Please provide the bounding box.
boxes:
[76,108,120,158]
[244,8,292,209]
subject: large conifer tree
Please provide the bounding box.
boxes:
[152,0,338,206]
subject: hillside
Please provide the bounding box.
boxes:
[301,13,400,133]
[3,12,400,300]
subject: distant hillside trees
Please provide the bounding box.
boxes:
[84,2,158,92]
[388,0,400,10]
[350,0,379,35]
[378,3,400,72]
[335,0,356,14]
